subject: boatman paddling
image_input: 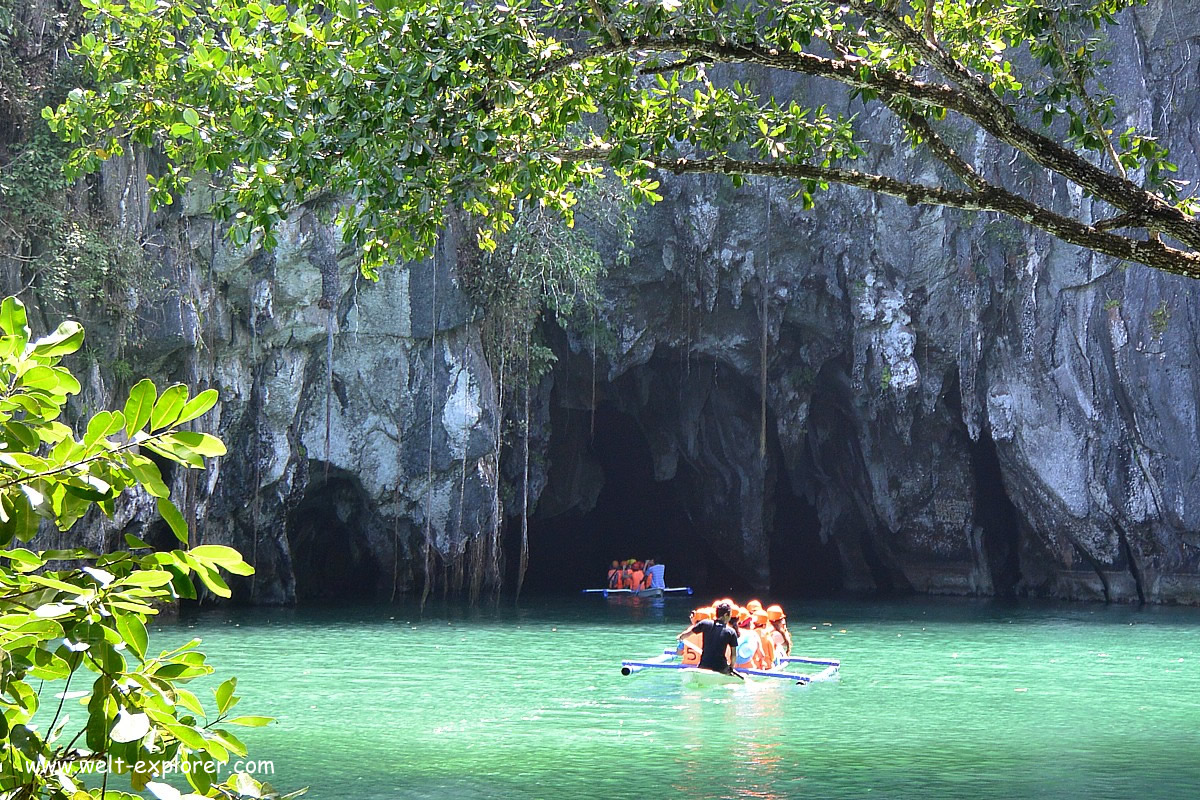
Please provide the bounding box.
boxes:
[678,601,741,677]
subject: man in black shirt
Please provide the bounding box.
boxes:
[679,601,741,675]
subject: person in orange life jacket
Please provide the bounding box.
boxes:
[619,561,634,589]
[607,561,620,589]
[679,601,739,674]
[677,606,713,665]
[735,606,753,629]
[751,609,776,668]
[629,562,645,591]
[767,604,792,654]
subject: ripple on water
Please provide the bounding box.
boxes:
[157,597,1200,800]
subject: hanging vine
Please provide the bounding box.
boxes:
[760,183,771,460]
[457,183,633,594]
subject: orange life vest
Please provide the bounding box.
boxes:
[607,568,619,588]
[630,569,644,589]
[679,632,703,665]
[756,628,776,669]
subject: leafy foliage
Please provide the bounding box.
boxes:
[1,45,160,334]
[0,298,292,800]
[42,0,1200,277]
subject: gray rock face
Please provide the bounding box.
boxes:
[15,0,1200,604]
[522,1,1200,603]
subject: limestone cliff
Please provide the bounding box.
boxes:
[6,1,1200,604]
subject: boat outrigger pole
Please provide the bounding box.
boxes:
[581,587,694,597]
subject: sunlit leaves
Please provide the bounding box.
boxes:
[0,301,274,800]
[46,0,1194,278]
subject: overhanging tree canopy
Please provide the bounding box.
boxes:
[44,0,1200,278]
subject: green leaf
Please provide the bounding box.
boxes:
[118,568,175,587]
[195,565,231,598]
[124,378,158,436]
[161,431,227,457]
[31,320,84,358]
[126,453,171,498]
[0,296,30,348]
[191,544,253,575]
[175,388,219,425]
[157,496,189,543]
[174,688,206,717]
[0,547,45,571]
[225,716,273,727]
[18,365,61,391]
[151,384,189,431]
[28,573,90,594]
[211,727,248,758]
[186,753,214,794]
[214,677,237,715]
[116,613,148,659]
[110,710,151,743]
[85,410,115,447]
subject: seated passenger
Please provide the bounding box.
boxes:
[751,610,775,668]
[679,602,739,675]
[630,562,644,591]
[607,561,620,589]
[767,604,792,655]
[677,606,713,665]
[644,558,666,589]
[735,606,753,629]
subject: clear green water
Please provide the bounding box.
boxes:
[157,596,1200,799]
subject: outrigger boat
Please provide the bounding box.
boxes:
[620,643,840,686]
[582,586,694,599]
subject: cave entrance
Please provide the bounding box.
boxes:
[769,468,843,597]
[971,432,1023,597]
[520,402,746,595]
[286,467,381,603]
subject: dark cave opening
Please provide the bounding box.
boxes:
[971,432,1023,597]
[519,402,750,595]
[286,468,381,603]
[938,370,1024,598]
[769,469,843,597]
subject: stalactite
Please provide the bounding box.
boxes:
[490,343,508,598]
[422,259,439,610]
[590,306,597,441]
[453,449,469,595]
[324,307,334,480]
[390,410,405,604]
[467,524,484,605]
[248,301,261,601]
[760,185,770,460]
[517,323,532,598]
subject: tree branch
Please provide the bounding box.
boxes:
[843,0,1200,250]
[528,36,976,114]
[639,53,711,77]
[554,146,1200,278]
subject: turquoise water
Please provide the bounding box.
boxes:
[157,597,1200,799]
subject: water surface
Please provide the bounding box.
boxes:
[160,596,1200,799]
